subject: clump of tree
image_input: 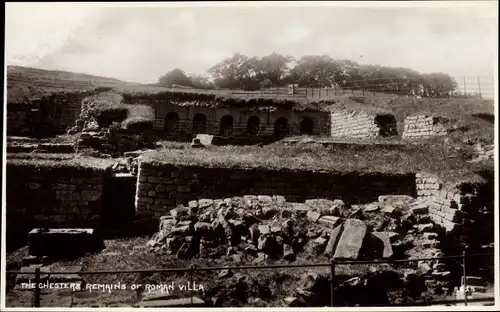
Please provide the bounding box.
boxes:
[158,53,458,97]
[158,68,213,89]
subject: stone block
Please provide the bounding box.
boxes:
[28,228,103,258]
[333,219,367,260]
[318,216,341,229]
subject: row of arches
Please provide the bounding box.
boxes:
[164,112,314,136]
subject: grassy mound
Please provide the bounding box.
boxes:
[141,140,492,186]
[7,153,115,172]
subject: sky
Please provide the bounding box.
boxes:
[5,1,498,93]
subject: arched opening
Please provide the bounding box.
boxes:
[219,115,234,136]
[164,112,179,135]
[274,117,289,137]
[247,116,260,136]
[192,113,207,135]
[300,117,314,135]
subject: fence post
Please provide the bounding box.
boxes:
[34,267,41,307]
[190,265,194,306]
[330,258,336,307]
[462,249,468,306]
[362,87,365,96]
[463,77,467,97]
[477,77,482,99]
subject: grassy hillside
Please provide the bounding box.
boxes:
[6,65,170,104]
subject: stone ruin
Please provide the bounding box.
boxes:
[146,195,453,291]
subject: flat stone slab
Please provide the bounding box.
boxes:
[138,296,205,307]
[333,219,367,260]
[28,228,102,258]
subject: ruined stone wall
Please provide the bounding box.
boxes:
[402,115,448,139]
[330,110,398,138]
[6,104,38,136]
[415,172,493,249]
[6,164,111,232]
[134,161,416,221]
[127,102,330,138]
[7,91,94,136]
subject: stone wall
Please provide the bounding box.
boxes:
[134,161,416,221]
[415,172,493,249]
[330,110,398,138]
[125,102,330,139]
[7,91,94,137]
[402,115,448,139]
[6,164,112,238]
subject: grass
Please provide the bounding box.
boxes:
[5,235,398,307]
[142,139,492,186]
[6,153,115,171]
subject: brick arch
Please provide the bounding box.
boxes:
[247,116,260,136]
[192,113,207,135]
[300,117,314,135]
[274,117,289,137]
[164,112,179,135]
[219,115,234,136]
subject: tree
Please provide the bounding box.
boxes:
[188,74,213,89]
[158,68,192,88]
[256,53,294,87]
[289,55,341,87]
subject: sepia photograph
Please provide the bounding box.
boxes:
[2,1,498,309]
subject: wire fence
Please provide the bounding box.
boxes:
[7,71,495,101]
[5,251,495,308]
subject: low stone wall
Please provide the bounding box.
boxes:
[402,115,448,139]
[6,164,112,237]
[134,161,416,221]
[330,110,397,138]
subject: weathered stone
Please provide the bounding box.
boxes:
[306,210,321,223]
[333,219,367,260]
[371,232,394,258]
[312,236,328,254]
[257,236,274,253]
[283,244,295,261]
[257,195,273,205]
[258,225,270,235]
[170,225,191,236]
[318,216,340,228]
[364,203,379,212]
[291,203,309,217]
[324,224,344,255]
[418,262,432,275]
[261,206,279,219]
[170,206,190,220]
[411,203,429,215]
[417,223,434,233]
[382,205,400,217]
[198,199,214,209]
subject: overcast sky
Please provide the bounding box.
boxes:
[5,2,498,88]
